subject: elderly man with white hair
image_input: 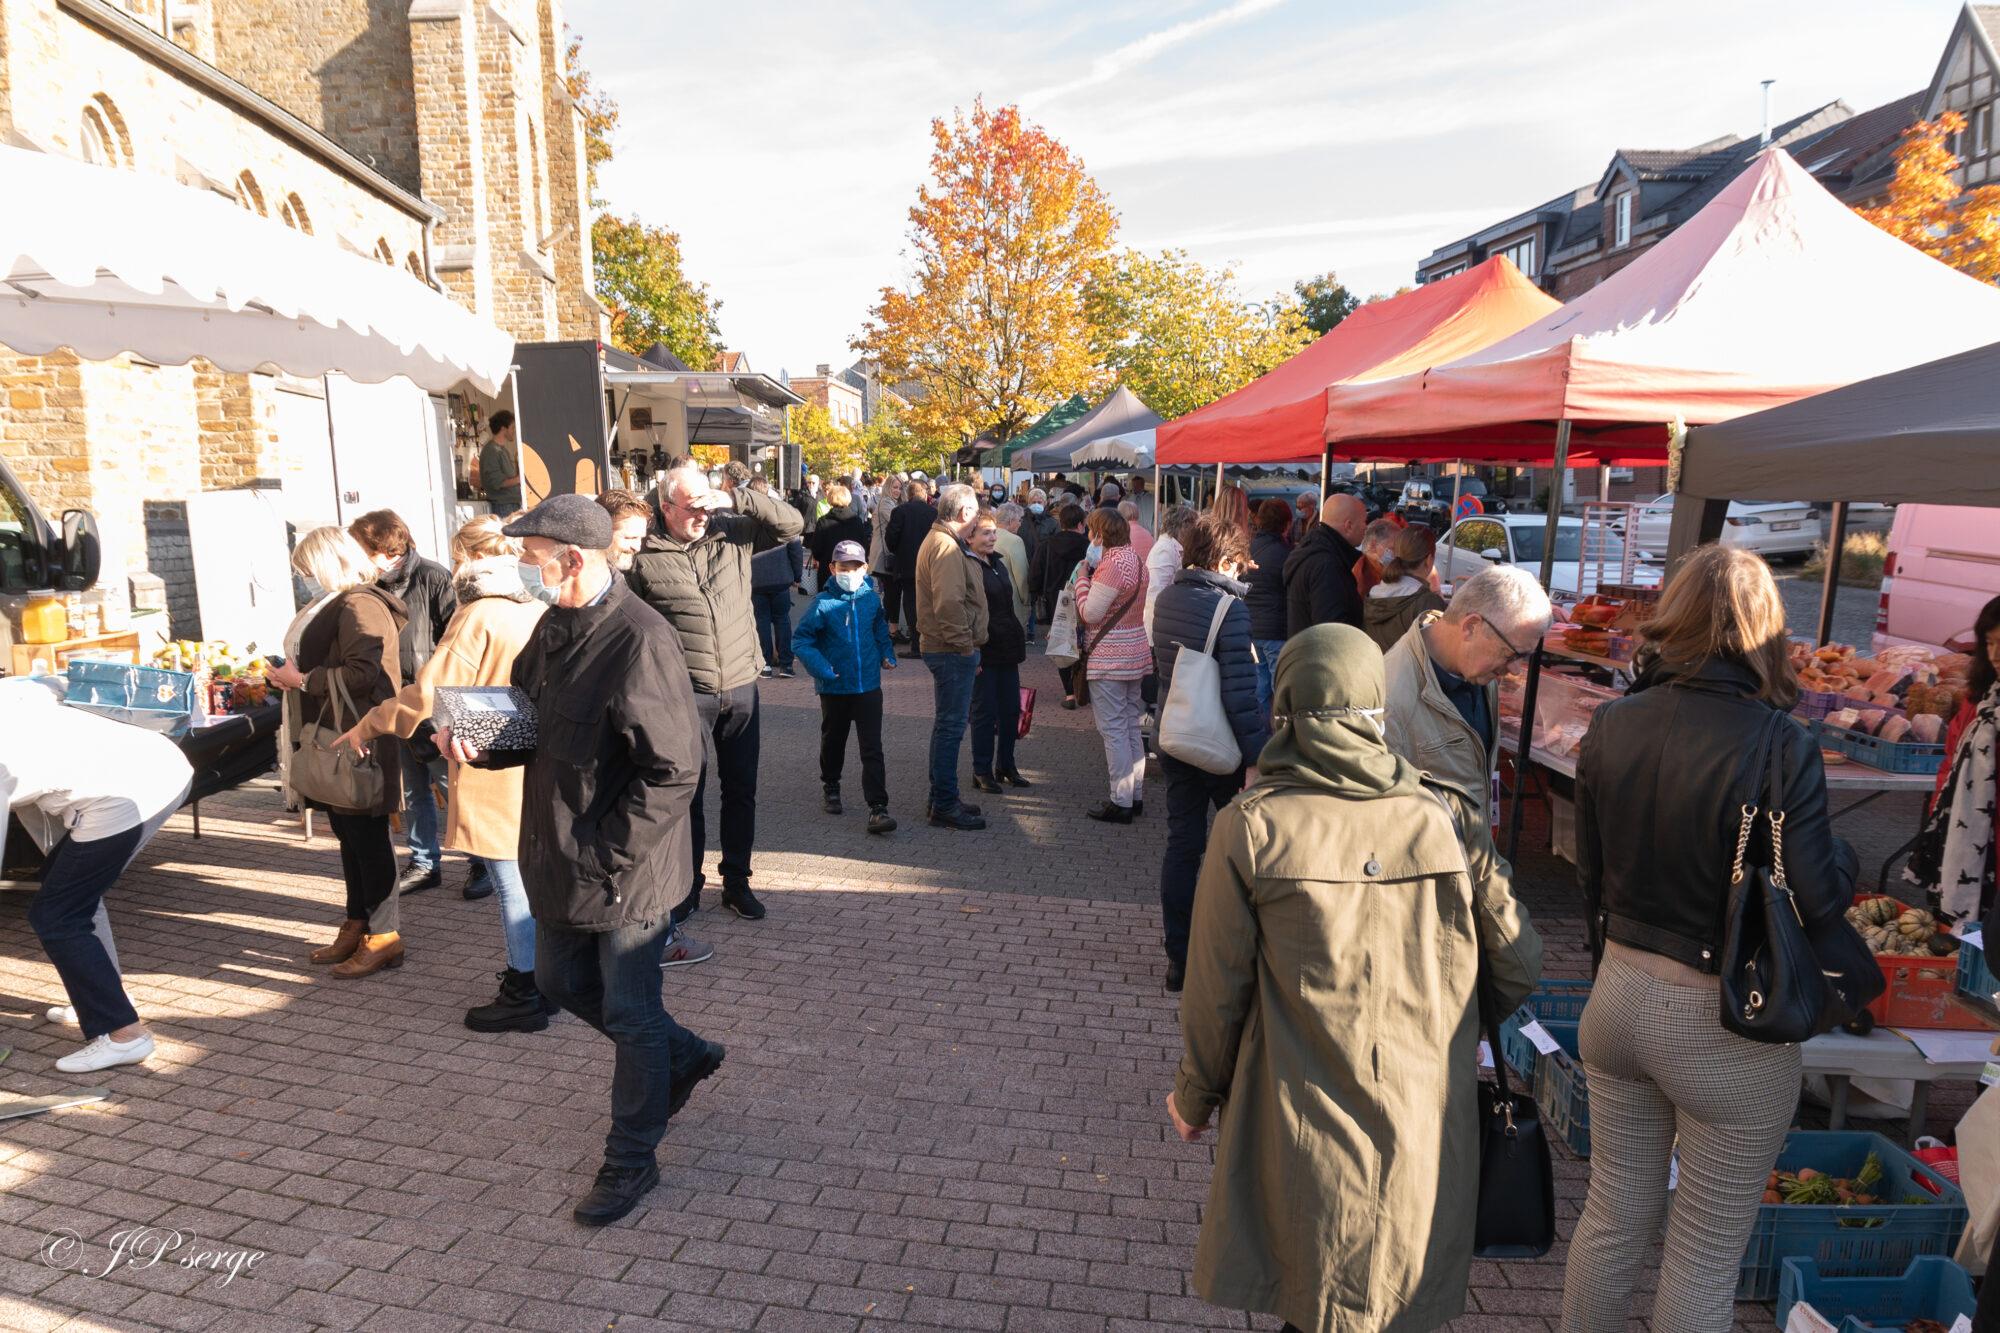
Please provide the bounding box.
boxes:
[1382,564,1553,864]
[627,459,805,933]
[914,483,990,829]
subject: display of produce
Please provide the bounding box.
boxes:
[144,640,272,715]
[1762,1151,1888,1206]
[1844,897,1960,959]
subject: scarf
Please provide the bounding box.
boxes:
[1910,681,2000,921]
[1256,623,1423,800]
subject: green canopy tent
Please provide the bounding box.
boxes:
[979,394,1090,469]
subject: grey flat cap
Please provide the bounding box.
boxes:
[502,493,614,549]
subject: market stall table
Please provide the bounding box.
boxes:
[178,701,281,837]
[1800,1028,1993,1141]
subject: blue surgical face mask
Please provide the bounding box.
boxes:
[517,555,561,606]
[834,570,868,593]
[1086,542,1104,565]
[1029,503,1044,515]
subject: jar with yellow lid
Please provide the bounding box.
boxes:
[21,594,67,644]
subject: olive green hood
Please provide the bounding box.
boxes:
[1257,623,1424,801]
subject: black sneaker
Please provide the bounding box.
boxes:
[396,861,442,894]
[667,1040,726,1119]
[777,666,796,679]
[928,806,986,831]
[572,1160,660,1227]
[925,801,981,819]
[721,885,767,920]
[1165,960,1186,994]
[759,665,774,679]
[867,807,897,834]
[462,863,494,900]
[465,968,553,1033]
[823,787,843,815]
[1086,800,1133,825]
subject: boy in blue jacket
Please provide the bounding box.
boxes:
[792,541,897,833]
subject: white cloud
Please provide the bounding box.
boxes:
[1024,0,1287,105]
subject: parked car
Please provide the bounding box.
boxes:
[1440,513,1661,599]
[1624,494,1823,560]
[1874,503,2000,654]
[0,451,100,602]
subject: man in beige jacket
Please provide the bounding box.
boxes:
[1383,564,1552,865]
[914,483,990,829]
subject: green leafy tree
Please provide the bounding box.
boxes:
[1293,271,1358,336]
[592,214,724,368]
[1087,249,1312,419]
[563,30,620,204]
[854,404,940,476]
[787,402,865,481]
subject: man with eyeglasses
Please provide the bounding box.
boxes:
[627,459,804,943]
[1382,564,1552,865]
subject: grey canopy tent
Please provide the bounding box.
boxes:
[1011,387,1163,471]
[1668,337,2000,641]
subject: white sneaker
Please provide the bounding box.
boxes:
[45,1005,77,1026]
[55,1031,154,1074]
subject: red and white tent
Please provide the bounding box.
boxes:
[1321,148,2000,466]
[1155,257,1557,465]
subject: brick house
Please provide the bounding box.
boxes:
[0,0,600,628]
[784,360,908,431]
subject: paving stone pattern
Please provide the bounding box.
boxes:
[0,631,1954,1331]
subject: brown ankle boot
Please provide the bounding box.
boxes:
[330,932,404,979]
[310,919,366,965]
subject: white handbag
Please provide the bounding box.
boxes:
[1159,593,1244,775]
[1044,572,1082,668]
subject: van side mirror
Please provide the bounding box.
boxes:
[1480,548,1504,561]
[58,509,101,591]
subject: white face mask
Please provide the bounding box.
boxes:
[834,570,868,593]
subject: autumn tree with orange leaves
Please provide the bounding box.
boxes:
[857,101,1117,446]
[1858,110,2000,282]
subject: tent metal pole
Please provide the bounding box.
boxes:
[1506,419,1571,865]
[508,367,531,507]
[1216,461,1225,495]
[1152,462,1160,520]
[1445,461,1464,588]
[1319,444,1333,507]
[1816,501,1849,647]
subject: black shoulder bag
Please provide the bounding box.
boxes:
[1472,948,1556,1258]
[1719,712,1883,1044]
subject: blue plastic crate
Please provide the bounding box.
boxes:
[1818,722,1946,775]
[1529,1021,1591,1159]
[63,656,198,716]
[1958,933,1997,1009]
[1496,979,1591,1083]
[1776,1256,1975,1332]
[1735,1131,1967,1302]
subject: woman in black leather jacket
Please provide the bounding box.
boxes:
[1562,545,1855,1333]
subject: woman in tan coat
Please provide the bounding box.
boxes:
[337,517,548,1030]
[1169,624,1542,1333]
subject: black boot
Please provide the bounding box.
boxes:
[572,1159,660,1227]
[823,786,843,815]
[667,1039,726,1119]
[997,768,1033,788]
[462,862,493,901]
[867,807,897,834]
[465,968,554,1033]
[971,773,1002,794]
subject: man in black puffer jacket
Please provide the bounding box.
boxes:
[1149,512,1270,992]
[885,482,938,657]
[1282,493,1368,638]
[627,462,804,928]
[349,509,459,895]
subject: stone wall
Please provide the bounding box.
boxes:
[141,499,200,637]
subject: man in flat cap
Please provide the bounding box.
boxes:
[443,493,722,1227]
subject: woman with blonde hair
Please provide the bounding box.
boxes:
[1561,544,1859,1331]
[334,515,551,1030]
[269,526,409,978]
[1209,481,1251,538]
[1074,506,1150,822]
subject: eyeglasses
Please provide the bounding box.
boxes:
[1479,616,1538,665]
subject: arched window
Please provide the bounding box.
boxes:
[235,170,266,215]
[405,252,425,281]
[373,237,395,266]
[525,118,546,248]
[79,94,132,168]
[279,192,312,234]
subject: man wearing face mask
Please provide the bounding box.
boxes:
[627,461,805,931]
[349,510,460,895]
[444,494,719,1227]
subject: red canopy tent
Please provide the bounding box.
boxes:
[1153,256,1558,465]
[1321,148,2000,468]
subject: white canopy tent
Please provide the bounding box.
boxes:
[0,145,514,394]
[1069,428,1154,469]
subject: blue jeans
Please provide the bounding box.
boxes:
[400,747,442,871]
[486,859,534,973]
[970,662,1020,777]
[1253,638,1286,719]
[923,650,980,812]
[751,585,793,669]
[535,917,708,1169]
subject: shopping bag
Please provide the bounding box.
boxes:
[289,672,388,814]
[1017,687,1037,739]
[1158,595,1242,775]
[1045,583,1080,668]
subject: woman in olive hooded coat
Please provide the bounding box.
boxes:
[1169,624,1542,1333]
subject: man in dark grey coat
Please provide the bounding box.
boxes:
[446,494,720,1228]
[626,462,804,926]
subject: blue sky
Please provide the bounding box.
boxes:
[567,0,1951,380]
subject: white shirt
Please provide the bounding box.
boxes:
[0,678,193,849]
[1143,534,1183,642]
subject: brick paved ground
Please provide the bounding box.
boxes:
[0,633,1970,1332]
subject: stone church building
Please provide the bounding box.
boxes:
[0,0,601,622]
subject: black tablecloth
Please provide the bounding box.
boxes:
[178,701,281,802]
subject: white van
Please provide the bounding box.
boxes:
[1874,503,2000,653]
